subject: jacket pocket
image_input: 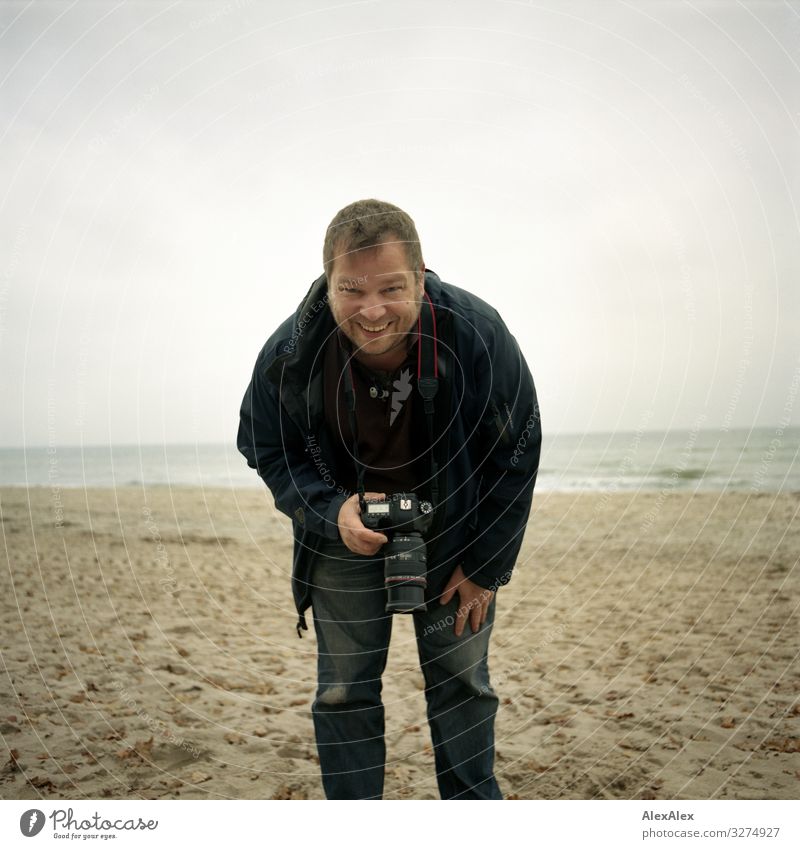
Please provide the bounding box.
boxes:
[490,399,512,447]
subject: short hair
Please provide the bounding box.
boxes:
[322,198,424,283]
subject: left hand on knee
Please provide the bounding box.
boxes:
[440,564,495,637]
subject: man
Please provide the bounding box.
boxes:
[237,199,541,799]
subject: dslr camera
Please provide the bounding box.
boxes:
[361,493,434,613]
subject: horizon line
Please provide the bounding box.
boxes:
[2,423,797,451]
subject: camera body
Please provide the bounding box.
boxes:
[361,493,434,613]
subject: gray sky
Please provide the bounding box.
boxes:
[1,0,798,446]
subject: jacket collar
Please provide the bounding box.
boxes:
[265,272,333,385]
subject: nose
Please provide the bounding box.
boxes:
[359,295,388,323]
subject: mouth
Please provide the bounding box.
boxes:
[357,320,393,338]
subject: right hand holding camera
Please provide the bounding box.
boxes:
[337,492,389,555]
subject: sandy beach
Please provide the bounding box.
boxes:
[1,486,797,800]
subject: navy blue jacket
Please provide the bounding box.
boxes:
[237,269,541,634]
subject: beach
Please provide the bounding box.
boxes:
[1,486,797,800]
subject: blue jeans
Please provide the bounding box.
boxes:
[309,538,503,800]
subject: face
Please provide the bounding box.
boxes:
[327,238,424,367]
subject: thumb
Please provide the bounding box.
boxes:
[440,568,460,606]
[359,492,386,512]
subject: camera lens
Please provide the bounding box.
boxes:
[384,533,427,613]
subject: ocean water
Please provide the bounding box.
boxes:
[1,427,797,493]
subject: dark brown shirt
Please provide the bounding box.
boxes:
[323,329,427,496]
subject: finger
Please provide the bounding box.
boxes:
[355,535,383,555]
[342,531,377,556]
[470,604,482,634]
[440,564,463,606]
[342,536,366,555]
[355,525,387,542]
[454,604,467,637]
[440,577,459,606]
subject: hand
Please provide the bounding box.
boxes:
[337,492,389,555]
[440,564,495,637]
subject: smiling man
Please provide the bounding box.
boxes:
[328,250,421,371]
[237,198,541,799]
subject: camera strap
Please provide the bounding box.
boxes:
[417,291,440,506]
[341,290,440,511]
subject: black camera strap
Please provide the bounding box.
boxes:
[341,355,366,509]
[341,290,440,511]
[417,291,440,506]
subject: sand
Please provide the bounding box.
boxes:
[1,486,797,800]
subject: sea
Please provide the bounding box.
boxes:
[1,427,797,493]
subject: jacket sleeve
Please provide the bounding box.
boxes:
[461,312,541,590]
[236,352,347,540]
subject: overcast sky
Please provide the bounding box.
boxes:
[1,0,798,446]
